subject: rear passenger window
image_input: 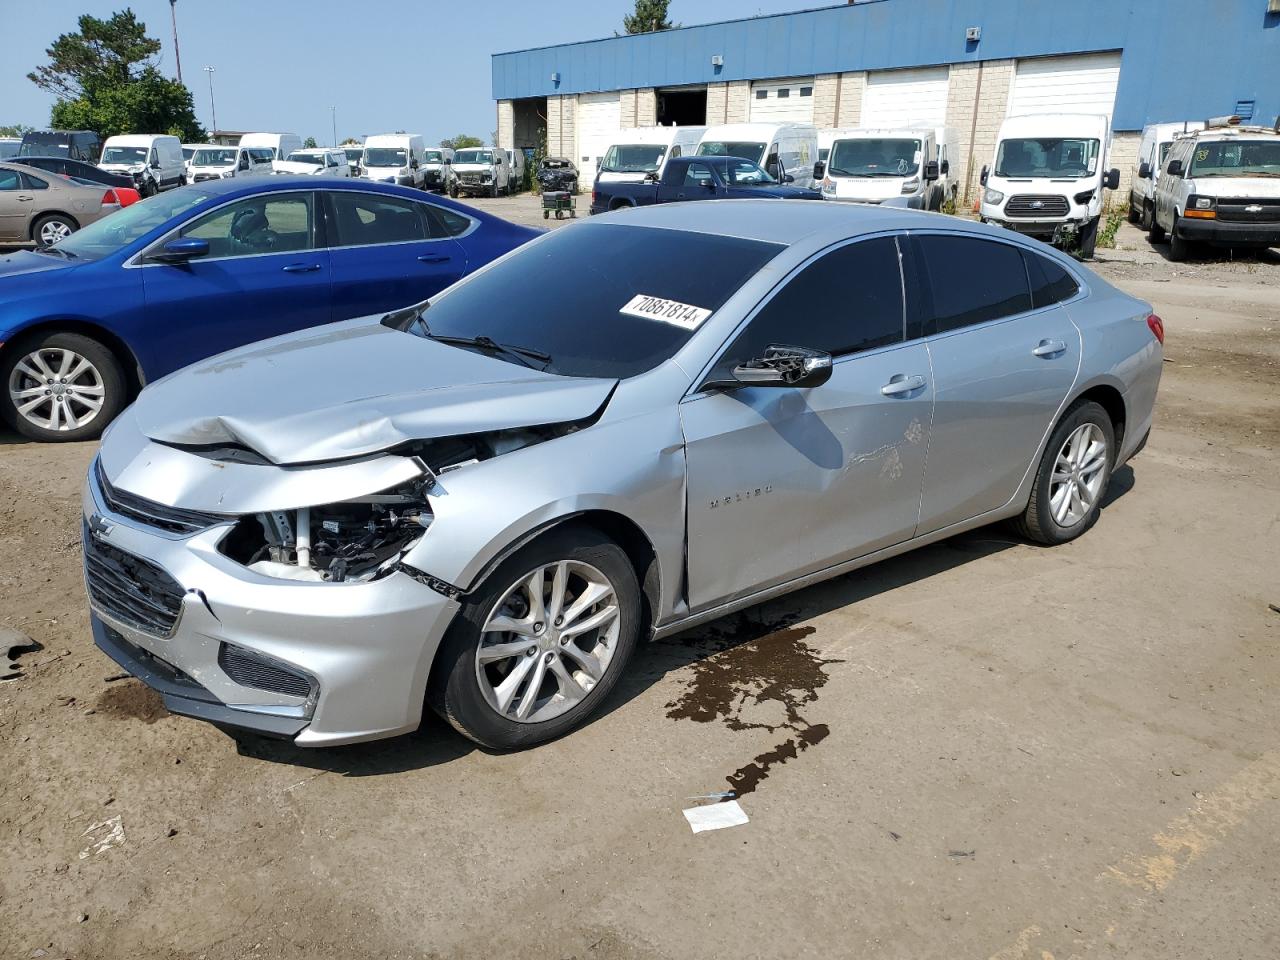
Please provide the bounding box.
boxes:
[917,235,1032,333]
[329,192,427,246]
[714,237,904,376]
[1023,250,1079,308]
[426,205,472,237]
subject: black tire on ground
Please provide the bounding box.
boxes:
[1013,400,1116,546]
[448,183,459,199]
[1148,207,1166,243]
[1078,215,1099,260]
[1127,198,1140,223]
[31,214,77,248]
[0,331,127,443]
[427,524,641,750]
[1168,218,1192,262]
[490,181,499,198]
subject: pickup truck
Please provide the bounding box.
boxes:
[589,155,822,215]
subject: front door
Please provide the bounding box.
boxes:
[681,234,934,610]
[0,168,35,241]
[140,190,332,377]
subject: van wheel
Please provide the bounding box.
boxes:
[1014,401,1115,546]
[1127,198,1140,223]
[0,331,126,442]
[427,524,640,750]
[1168,219,1192,262]
[1148,207,1166,243]
[1077,216,1099,260]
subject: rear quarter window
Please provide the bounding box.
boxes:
[916,234,1033,333]
[1023,250,1080,308]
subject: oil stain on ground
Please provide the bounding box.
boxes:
[663,615,842,796]
[96,681,169,724]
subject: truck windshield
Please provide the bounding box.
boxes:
[601,144,666,173]
[995,137,1100,178]
[192,148,235,167]
[724,159,777,185]
[42,189,212,262]
[405,223,783,379]
[1188,139,1280,178]
[423,150,443,162]
[828,138,922,177]
[285,152,324,165]
[454,150,493,164]
[19,134,71,156]
[364,148,406,167]
[344,148,363,162]
[697,141,766,163]
[102,146,148,165]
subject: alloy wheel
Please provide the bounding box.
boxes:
[1049,422,1108,527]
[39,219,73,246]
[475,560,621,724]
[7,347,105,432]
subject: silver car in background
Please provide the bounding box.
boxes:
[83,202,1163,750]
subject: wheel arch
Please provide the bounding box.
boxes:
[0,318,146,398]
[609,197,635,211]
[1069,381,1127,449]
[28,210,82,240]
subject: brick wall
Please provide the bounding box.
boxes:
[620,90,638,128]
[944,59,1014,205]
[812,74,839,128]
[637,88,657,126]
[726,80,750,123]
[1109,131,1141,209]
[706,83,728,124]
[833,71,865,127]
[497,100,514,151]
[547,95,578,159]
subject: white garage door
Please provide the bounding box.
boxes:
[750,77,816,123]
[577,91,621,185]
[1007,52,1121,121]
[861,67,950,128]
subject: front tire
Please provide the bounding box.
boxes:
[1168,218,1192,262]
[1078,216,1099,260]
[32,214,77,248]
[1148,207,1166,242]
[1014,401,1115,546]
[1,331,126,442]
[428,525,640,750]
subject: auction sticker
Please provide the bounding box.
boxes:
[620,294,712,330]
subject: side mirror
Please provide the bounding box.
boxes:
[782,173,795,183]
[1167,159,1184,177]
[411,159,419,168]
[703,178,717,191]
[150,237,210,263]
[980,165,989,186]
[940,159,950,175]
[813,161,825,180]
[1138,161,1151,179]
[643,171,659,182]
[924,161,940,181]
[1104,167,1120,190]
[722,345,833,390]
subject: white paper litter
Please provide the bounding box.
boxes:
[682,799,749,834]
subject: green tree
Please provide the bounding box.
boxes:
[29,8,204,141]
[623,0,675,34]
[0,124,34,138]
[440,134,483,150]
[303,136,318,149]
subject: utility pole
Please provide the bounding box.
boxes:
[204,66,217,136]
[331,106,337,147]
[169,0,183,84]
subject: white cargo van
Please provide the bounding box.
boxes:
[979,113,1120,258]
[98,134,185,196]
[1129,120,1205,230]
[696,123,821,189]
[505,148,526,192]
[239,132,303,162]
[275,148,351,177]
[187,144,274,182]
[422,147,454,191]
[820,126,958,210]
[818,129,836,164]
[362,134,427,188]
[596,126,706,185]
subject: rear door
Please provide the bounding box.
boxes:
[0,167,35,241]
[661,162,719,202]
[139,190,332,376]
[324,190,467,322]
[911,233,1080,533]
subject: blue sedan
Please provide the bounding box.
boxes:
[0,177,540,441]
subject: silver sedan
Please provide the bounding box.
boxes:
[83,201,1163,750]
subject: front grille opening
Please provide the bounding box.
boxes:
[218,643,313,698]
[84,523,185,636]
[1006,194,1070,218]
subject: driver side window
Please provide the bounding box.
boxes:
[178,193,316,258]
[683,162,714,187]
[710,236,906,380]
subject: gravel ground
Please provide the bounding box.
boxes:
[1,204,1278,960]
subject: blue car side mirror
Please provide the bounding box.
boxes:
[152,237,210,263]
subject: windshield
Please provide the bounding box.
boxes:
[724,159,777,185]
[20,136,70,156]
[182,147,195,160]
[828,138,922,177]
[407,223,782,379]
[454,149,493,164]
[364,147,406,167]
[102,146,148,165]
[995,137,1100,178]
[343,148,362,161]
[1189,139,1280,178]
[285,151,324,165]
[192,148,235,167]
[46,189,211,262]
[697,141,766,163]
[601,144,666,173]
[423,150,443,163]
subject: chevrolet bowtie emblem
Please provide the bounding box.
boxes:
[88,513,114,540]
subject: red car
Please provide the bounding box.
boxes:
[61,174,141,207]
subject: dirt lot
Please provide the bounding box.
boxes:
[2,203,1278,960]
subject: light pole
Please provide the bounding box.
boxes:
[331,106,337,147]
[169,0,183,84]
[203,66,217,137]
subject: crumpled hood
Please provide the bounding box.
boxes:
[131,318,617,465]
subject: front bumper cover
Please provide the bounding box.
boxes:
[1177,218,1280,246]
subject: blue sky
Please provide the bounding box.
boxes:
[6,0,805,144]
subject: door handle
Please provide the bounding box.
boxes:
[417,254,451,263]
[17,196,33,202]
[1032,338,1067,358]
[880,374,926,397]
[282,263,322,273]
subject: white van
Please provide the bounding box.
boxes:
[1129,120,1205,230]
[239,132,303,162]
[818,129,836,165]
[596,126,706,185]
[979,113,1120,258]
[423,146,454,191]
[275,148,351,177]
[696,123,821,188]
[187,144,274,182]
[98,134,185,196]
[362,133,427,188]
[820,126,958,210]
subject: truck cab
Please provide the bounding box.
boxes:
[819,126,955,210]
[1150,117,1280,261]
[589,155,820,214]
[980,113,1119,258]
[695,123,821,189]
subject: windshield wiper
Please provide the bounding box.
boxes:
[381,298,430,336]
[428,333,552,370]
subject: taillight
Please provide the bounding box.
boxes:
[1146,313,1164,345]
[102,189,119,206]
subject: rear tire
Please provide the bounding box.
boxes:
[1,331,126,442]
[1014,400,1115,546]
[32,214,77,248]
[427,525,640,750]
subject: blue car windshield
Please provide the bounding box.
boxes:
[45,189,212,261]
[405,223,783,379]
